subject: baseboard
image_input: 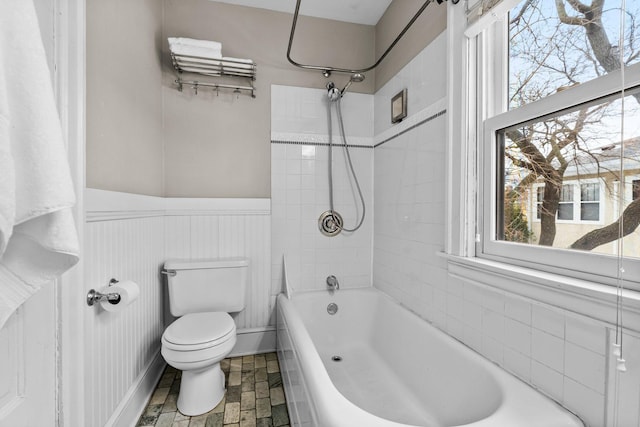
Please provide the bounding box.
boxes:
[230,327,277,357]
[105,350,166,427]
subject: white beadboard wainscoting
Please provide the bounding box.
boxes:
[84,189,272,427]
[165,214,273,331]
[85,215,166,427]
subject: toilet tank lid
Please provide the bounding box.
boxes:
[164,257,249,270]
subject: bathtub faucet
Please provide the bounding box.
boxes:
[326,275,340,291]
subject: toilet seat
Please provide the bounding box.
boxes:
[162,312,236,352]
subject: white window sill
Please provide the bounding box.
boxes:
[440,253,640,332]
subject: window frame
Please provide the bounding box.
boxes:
[477,17,640,289]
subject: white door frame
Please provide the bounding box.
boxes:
[54,0,86,425]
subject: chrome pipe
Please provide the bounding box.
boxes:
[287,0,436,75]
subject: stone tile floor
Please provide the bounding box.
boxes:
[137,352,290,427]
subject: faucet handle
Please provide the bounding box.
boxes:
[326,275,339,290]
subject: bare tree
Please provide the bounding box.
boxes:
[504,0,640,250]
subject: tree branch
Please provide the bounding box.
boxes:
[565,0,591,14]
[555,0,588,26]
[570,199,640,250]
[510,0,535,25]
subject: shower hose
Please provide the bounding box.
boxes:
[326,96,366,233]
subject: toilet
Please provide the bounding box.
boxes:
[161,258,248,416]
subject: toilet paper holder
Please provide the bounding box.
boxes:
[87,278,122,306]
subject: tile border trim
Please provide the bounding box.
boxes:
[374,109,447,148]
[270,140,373,149]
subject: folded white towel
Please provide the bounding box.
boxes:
[0,0,79,329]
[169,37,222,61]
[168,37,222,51]
[221,57,254,71]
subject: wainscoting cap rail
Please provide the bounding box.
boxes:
[85,189,271,222]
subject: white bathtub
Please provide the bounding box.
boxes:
[276,287,584,427]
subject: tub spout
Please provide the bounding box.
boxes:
[326,275,340,291]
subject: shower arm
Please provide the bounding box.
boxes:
[286,0,440,75]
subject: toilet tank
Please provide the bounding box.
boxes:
[163,258,249,317]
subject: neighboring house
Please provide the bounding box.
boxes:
[522,137,640,257]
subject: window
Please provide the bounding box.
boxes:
[532,181,602,223]
[633,179,640,201]
[557,185,574,221]
[475,0,640,287]
[580,183,600,221]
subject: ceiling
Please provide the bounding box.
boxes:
[209,0,394,25]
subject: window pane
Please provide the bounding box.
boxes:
[558,203,574,220]
[581,203,600,221]
[560,185,573,202]
[498,88,640,256]
[508,0,640,109]
[581,183,599,202]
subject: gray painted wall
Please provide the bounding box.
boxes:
[86,0,165,196]
[86,0,446,197]
[375,0,447,91]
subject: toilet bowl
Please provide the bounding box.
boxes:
[161,311,237,416]
[160,258,249,416]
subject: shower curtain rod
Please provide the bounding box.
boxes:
[286,0,448,76]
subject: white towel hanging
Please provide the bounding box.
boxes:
[0,0,79,329]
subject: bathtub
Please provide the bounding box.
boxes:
[276,287,584,427]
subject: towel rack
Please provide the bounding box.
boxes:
[171,52,257,98]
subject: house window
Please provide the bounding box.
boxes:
[475,0,640,287]
[532,182,601,223]
[580,183,600,221]
[633,179,640,201]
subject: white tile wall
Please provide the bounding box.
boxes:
[373,98,448,318]
[374,32,447,137]
[271,85,374,144]
[271,85,374,293]
[606,331,640,426]
[372,36,449,318]
[422,271,616,426]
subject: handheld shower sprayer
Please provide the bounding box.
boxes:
[341,73,365,95]
[319,72,367,236]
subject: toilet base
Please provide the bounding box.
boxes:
[176,363,225,416]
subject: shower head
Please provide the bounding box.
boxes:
[326,74,366,101]
[340,73,365,96]
[350,73,365,83]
